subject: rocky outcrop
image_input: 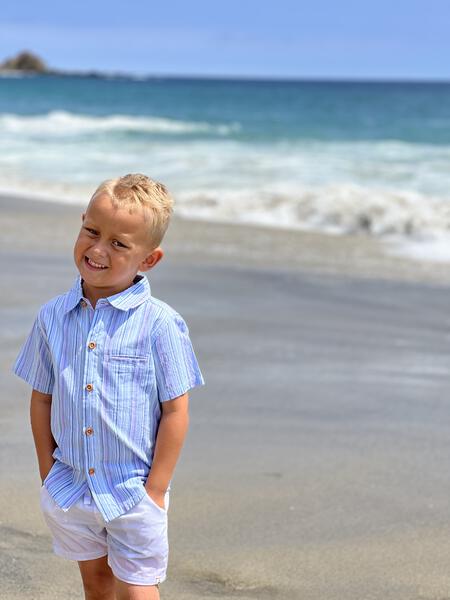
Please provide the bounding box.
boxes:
[0,51,48,72]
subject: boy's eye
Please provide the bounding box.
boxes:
[83,227,128,248]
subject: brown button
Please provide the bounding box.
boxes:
[85,384,93,392]
[85,427,94,436]
[88,342,96,350]
[80,300,87,307]
[88,468,95,475]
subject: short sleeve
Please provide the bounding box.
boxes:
[152,312,205,402]
[11,311,55,394]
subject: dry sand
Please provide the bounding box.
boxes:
[2,193,450,599]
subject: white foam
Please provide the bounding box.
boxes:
[3,177,450,263]
[1,122,450,264]
[0,110,240,136]
[176,183,450,237]
[384,233,450,263]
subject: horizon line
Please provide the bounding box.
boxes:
[4,68,450,85]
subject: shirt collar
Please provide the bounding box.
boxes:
[63,274,151,314]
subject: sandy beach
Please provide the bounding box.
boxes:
[3,192,450,600]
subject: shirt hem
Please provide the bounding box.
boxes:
[159,377,205,402]
[11,367,54,395]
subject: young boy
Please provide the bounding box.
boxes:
[11,174,205,600]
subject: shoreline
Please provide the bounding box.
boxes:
[2,191,450,287]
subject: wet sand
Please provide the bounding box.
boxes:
[2,193,450,599]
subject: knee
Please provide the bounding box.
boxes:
[82,572,115,600]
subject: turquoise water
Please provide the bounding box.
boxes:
[1,74,450,242]
[3,76,450,143]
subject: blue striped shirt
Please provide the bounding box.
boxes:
[12,273,205,522]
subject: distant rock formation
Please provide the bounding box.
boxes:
[0,51,48,72]
[0,50,139,79]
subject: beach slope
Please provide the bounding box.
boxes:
[2,194,450,599]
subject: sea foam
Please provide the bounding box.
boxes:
[0,110,240,136]
[1,104,450,263]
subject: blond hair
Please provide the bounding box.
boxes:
[89,173,174,248]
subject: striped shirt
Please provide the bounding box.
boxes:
[12,273,205,522]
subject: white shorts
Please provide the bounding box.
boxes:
[39,485,170,586]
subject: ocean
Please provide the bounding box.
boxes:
[1,74,450,255]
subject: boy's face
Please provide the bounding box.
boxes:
[73,193,163,299]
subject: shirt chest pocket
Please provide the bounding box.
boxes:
[101,355,154,417]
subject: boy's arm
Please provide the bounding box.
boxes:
[30,389,57,484]
[145,392,189,508]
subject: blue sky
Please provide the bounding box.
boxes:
[1,1,449,79]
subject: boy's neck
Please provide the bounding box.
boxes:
[81,275,141,308]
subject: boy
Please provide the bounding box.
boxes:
[11,174,205,600]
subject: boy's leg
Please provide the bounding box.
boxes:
[78,556,115,600]
[114,577,160,600]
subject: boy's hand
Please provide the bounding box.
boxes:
[144,485,166,510]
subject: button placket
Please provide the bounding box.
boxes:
[82,313,102,486]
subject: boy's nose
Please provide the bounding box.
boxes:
[91,244,108,259]
[92,250,107,259]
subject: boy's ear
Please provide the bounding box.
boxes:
[140,247,164,272]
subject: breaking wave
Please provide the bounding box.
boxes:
[0,110,240,136]
[176,183,450,238]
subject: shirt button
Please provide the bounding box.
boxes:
[88,342,96,349]
[88,468,95,475]
[85,427,94,435]
[85,384,93,392]
[80,300,87,307]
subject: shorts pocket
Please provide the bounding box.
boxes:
[39,485,51,510]
[142,490,169,514]
[40,486,57,509]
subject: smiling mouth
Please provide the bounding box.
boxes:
[85,256,108,270]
